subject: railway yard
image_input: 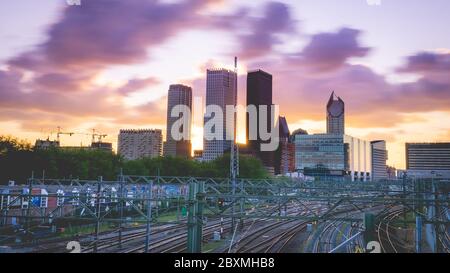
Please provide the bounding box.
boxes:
[0,176,449,253]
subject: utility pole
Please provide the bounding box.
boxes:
[25,172,33,238]
[239,178,244,229]
[187,181,198,253]
[230,56,239,232]
[432,175,441,253]
[118,169,124,249]
[363,213,375,245]
[91,129,96,144]
[415,216,422,253]
[195,181,205,253]
[93,176,102,253]
[144,179,153,253]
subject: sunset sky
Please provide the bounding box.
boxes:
[1,0,450,169]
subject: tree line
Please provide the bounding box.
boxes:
[0,135,268,184]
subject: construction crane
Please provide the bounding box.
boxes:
[56,126,74,142]
[90,129,107,144]
[54,127,107,145]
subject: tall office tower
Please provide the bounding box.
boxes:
[326,91,345,134]
[371,140,388,181]
[118,129,162,160]
[406,142,450,171]
[246,69,274,170]
[203,68,237,161]
[163,84,192,159]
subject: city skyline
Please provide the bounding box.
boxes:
[1,0,450,169]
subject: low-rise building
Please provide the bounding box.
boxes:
[294,134,372,181]
[118,129,162,160]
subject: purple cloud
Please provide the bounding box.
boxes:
[290,28,370,72]
[10,0,222,71]
[238,2,297,59]
[34,72,92,92]
[117,77,160,95]
[398,52,450,74]
[0,0,222,131]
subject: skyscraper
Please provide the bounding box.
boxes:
[326,92,345,134]
[118,129,162,160]
[203,68,237,161]
[246,69,274,171]
[163,84,192,158]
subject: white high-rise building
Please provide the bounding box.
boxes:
[371,140,388,180]
[118,129,162,160]
[203,68,237,161]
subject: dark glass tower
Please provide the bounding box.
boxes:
[326,91,345,134]
[246,69,274,171]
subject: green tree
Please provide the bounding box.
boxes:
[0,135,269,184]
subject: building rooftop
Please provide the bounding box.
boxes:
[406,142,450,145]
[119,129,162,133]
[207,68,235,73]
[247,69,272,78]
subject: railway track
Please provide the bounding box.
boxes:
[436,207,450,253]
[124,203,312,253]
[30,203,286,253]
[225,204,325,253]
[309,205,388,253]
[120,219,234,253]
[308,214,358,253]
[230,219,305,253]
[376,209,409,253]
[229,203,364,253]
[263,221,307,253]
[29,225,156,253]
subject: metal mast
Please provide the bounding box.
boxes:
[230,57,239,232]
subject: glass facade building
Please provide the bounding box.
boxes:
[164,84,192,159]
[406,142,450,171]
[294,134,372,181]
[203,68,237,161]
[246,69,274,169]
